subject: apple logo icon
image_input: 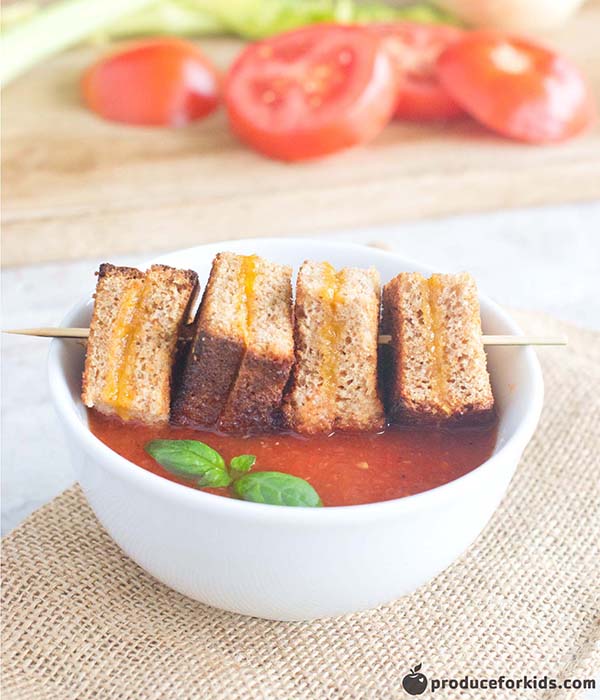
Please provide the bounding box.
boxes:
[402,663,427,695]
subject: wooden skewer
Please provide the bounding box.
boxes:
[379,334,567,346]
[3,327,90,339]
[3,327,568,346]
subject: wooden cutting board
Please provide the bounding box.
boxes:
[2,3,600,267]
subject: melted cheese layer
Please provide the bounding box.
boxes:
[240,254,258,343]
[427,275,451,415]
[101,279,144,418]
[318,262,344,403]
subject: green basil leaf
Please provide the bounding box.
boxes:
[198,468,232,489]
[230,454,256,474]
[145,439,225,478]
[233,472,322,507]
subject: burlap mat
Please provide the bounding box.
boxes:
[2,311,599,700]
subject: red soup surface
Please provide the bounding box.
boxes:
[88,410,498,507]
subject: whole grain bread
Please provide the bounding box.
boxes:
[171,253,294,433]
[381,272,494,425]
[218,256,294,432]
[82,264,198,424]
[171,253,246,427]
[283,261,384,434]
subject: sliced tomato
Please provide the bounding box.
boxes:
[437,32,596,143]
[371,23,464,121]
[224,25,397,161]
[82,39,220,127]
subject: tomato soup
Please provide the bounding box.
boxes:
[88,410,497,507]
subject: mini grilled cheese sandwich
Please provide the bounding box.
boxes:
[283,261,385,434]
[82,263,198,423]
[381,272,494,424]
[82,256,495,433]
[171,253,294,432]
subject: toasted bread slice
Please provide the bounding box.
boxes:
[283,261,384,434]
[171,253,294,432]
[218,257,294,432]
[381,272,494,425]
[82,264,198,423]
[171,253,246,427]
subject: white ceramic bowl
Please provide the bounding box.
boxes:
[48,239,543,621]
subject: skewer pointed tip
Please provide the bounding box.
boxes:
[3,328,90,339]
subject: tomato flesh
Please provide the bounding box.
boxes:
[372,23,464,121]
[82,39,220,127]
[225,25,397,161]
[437,32,596,143]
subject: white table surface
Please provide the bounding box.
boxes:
[2,202,600,536]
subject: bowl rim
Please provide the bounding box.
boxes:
[48,237,544,525]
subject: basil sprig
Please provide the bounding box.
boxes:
[144,439,322,507]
